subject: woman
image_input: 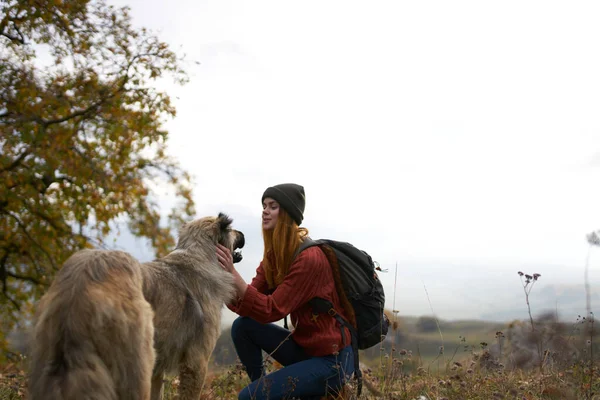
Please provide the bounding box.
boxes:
[216,183,355,400]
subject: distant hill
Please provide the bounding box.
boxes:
[209,313,511,371]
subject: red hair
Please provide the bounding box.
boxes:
[262,209,357,329]
[262,208,309,289]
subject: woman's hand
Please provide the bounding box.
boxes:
[216,244,235,274]
[216,244,248,299]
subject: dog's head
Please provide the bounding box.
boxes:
[176,213,245,263]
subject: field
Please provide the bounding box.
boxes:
[3,311,600,399]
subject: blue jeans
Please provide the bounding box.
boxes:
[231,316,355,400]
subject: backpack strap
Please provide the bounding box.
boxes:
[294,237,320,258]
[309,297,363,396]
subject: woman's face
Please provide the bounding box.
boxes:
[262,197,280,230]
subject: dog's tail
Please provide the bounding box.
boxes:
[27,283,118,400]
[28,338,117,400]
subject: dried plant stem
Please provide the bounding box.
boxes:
[518,272,542,371]
[526,293,535,332]
[392,261,398,320]
[521,277,536,332]
[422,280,444,370]
[585,245,592,321]
[519,273,540,332]
[584,231,598,399]
[384,262,399,393]
[248,331,293,399]
[588,313,594,400]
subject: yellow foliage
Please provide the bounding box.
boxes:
[0,0,194,359]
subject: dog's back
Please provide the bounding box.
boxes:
[28,249,156,400]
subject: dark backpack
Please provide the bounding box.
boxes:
[288,238,390,395]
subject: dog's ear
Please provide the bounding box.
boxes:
[216,212,233,233]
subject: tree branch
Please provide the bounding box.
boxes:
[2,287,20,311]
[49,8,78,52]
[0,250,20,310]
[141,160,180,181]
[21,201,70,235]
[42,101,103,126]
[39,76,129,127]
[1,31,24,45]
[1,149,30,172]
[1,19,26,45]
[0,250,8,282]
[6,271,43,285]
[71,142,111,183]
[0,9,9,36]
[0,5,25,37]
[7,50,149,130]
[21,248,45,276]
[3,210,58,271]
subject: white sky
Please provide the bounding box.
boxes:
[109,0,600,324]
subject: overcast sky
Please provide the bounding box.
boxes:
[108,0,600,324]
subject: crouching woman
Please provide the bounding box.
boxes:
[216,183,355,400]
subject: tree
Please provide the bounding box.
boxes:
[0,0,195,356]
[416,316,439,333]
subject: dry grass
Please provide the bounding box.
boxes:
[3,271,600,399]
[3,325,600,400]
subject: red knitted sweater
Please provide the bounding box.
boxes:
[227,246,352,357]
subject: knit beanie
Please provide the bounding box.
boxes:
[261,183,305,225]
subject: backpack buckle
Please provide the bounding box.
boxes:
[328,308,337,317]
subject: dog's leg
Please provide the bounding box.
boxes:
[150,371,165,400]
[178,308,222,400]
[178,337,218,400]
[178,362,206,400]
[133,310,156,400]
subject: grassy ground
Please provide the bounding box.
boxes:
[3,315,600,399]
[3,351,600,399]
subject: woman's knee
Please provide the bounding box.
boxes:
[237,389,249,400]
[237,383,258,400]
[231,316,256,342]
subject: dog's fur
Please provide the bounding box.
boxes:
[28,250,156,400]
[28,213,244,400]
